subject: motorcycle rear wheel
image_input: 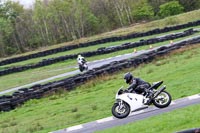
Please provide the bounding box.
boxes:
[153,90,171,108]
[112,102,130,119]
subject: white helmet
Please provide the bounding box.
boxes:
[78,55,82,58]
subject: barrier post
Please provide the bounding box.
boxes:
[149,45,153,49]
[133,48,137,53]
[170,40,174,45]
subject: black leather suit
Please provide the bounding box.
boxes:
[127,77,151,94]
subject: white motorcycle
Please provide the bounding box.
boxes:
[112,81,171,119]
[78,60,88,72]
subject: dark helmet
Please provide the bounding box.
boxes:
[124,72,133,84]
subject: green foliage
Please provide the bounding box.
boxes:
[158,1,184,18]
[0,1,23,20]
[70,0,99,37]
[133,0,154,20]
[0,18,13,56]
[178,0,200,11]
[147,0,168,15]
[84,11,99,35]
[0,1,24,56]
[0,18,13,37]
[88,0,117,31]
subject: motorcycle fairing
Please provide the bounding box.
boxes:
[116,93,144,111]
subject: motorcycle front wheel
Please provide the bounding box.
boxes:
[153,90,171,108]
[79,65,84,72]
[85,65,88,70]
[112,102,130,119]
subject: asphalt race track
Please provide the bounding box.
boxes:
[51,94,200,133]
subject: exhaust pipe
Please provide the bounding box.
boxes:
[153,85,166,99]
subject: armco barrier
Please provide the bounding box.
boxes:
[0,36,200,112]
[0,29,197,76]
[0,20,200,66]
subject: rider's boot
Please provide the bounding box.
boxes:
[144,89,153,105]
[145,89,153,98]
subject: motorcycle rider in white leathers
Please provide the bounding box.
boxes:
[77,55,86,65]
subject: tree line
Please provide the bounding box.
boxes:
[0,0,200,57]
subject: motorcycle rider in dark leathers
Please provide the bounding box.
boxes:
[124,72,153,104]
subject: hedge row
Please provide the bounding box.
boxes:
[0,29,197,77]
[1,35,200,112]
[1,20,200,66]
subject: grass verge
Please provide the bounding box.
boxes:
[0,62,77,92]
[96,104,200,133]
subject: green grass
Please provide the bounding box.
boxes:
[0,32,200,92]
[0,43,200,133]
[1,9,200,61]
[96,104,200,133]
[0,61,77,92]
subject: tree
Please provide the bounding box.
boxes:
[132,0,154,20]
[177,0,200,12]
[0,17,13,56]
[158,1,184,18]
[109,0,136,27]
[148,0,168,16]
[68,0,99,38]
[0,0,24,56]
[89,0,117,31]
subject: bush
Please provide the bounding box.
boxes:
[158,1,184,18]
[133,0,154,21]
